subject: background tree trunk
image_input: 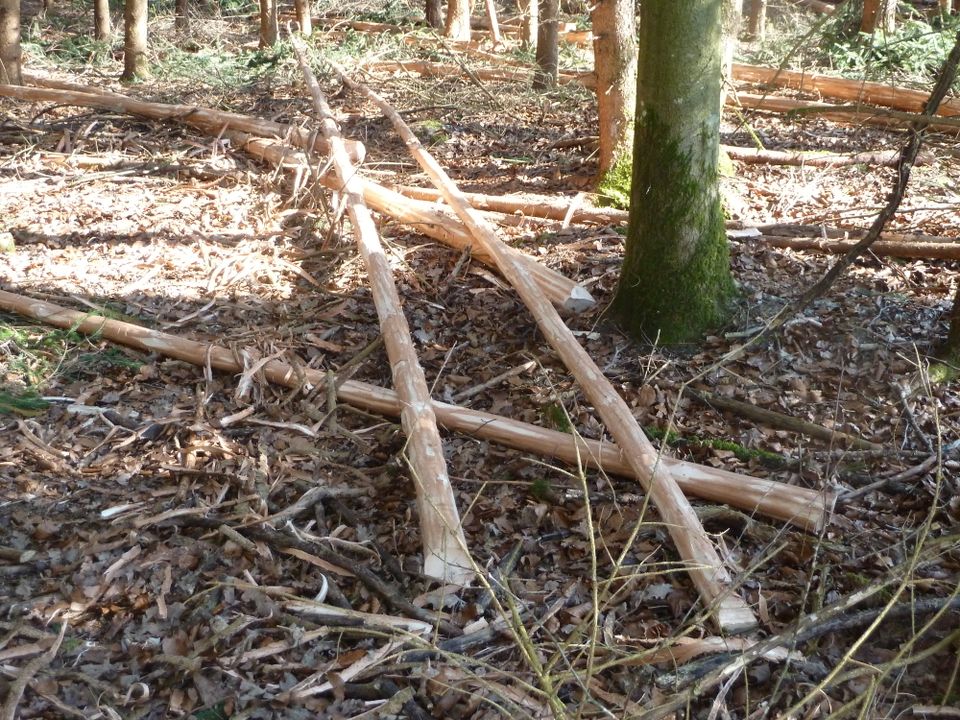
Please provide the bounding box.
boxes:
[294,0,311,35]
[94,0,112,41]
[0,0,20,85]
[590,0,636,175]
[121,0,149,81]
[611,0,734,344]
[425,0,443,28]
[174,0,189,33]
[444,0,470,40]
[861,0,896,33]
[521,0,537,48]
[532,0,558,88]
[259,0,278,46]
[746,0,766,40]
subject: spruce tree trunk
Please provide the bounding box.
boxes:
[521,0,537,48]
[174,0,189,33]
[94,0,112,40]
[444,0,470,40]
[590,0,636,175]
[533,0,558,89]
[611,0,734,345]
[259,0,278,46]
[0,0,20,85]
[294,0,311,35]
[746,0,766,40]
[861,0,896,33]
[425,0,443,28]
[121,0,149,81]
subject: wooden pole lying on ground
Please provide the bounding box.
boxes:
[326,62,758,632]
[221,130,595,312]
[392,184,630,225]
[291,37,473,583]
[0,290,833,532]
[723,145,933,168]
[732,62,960,118]
[732,92,960,134]
[0,82,365,162]
[755,234,960,260]
[7,73,592,312]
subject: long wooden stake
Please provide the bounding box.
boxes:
[290,37,473,583]
[391,184,630,225]
[0,289,833,531]
[326,63,758,632]
[221,130,594,312]
[732,62,960,118]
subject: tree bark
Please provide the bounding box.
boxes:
[611,0,734,344]
[425,0,443,28]
[0,0,20,85]
[590,0,636,176]
[745,0,766,40]
[294,0,311,35]
[94,0,112,41]
[174,0,189,32]
[259,0,278,47]
[121,0,149,82]
[444,0,470,40]
[521,0,537,48]
[861,0,896,33]
[533,0,558,88]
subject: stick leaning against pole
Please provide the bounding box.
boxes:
[323,61,757,632]
[290,36,473,584]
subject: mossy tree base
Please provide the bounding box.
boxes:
[610,1,734,346]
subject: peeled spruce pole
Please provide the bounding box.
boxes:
[221,130,594,313]
[0,289,832,531]
[328,62,757,632]
[290,38,473,584]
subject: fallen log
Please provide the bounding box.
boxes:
[0,290,833,532]
[391,184,630,225]
[292,37,473,583]
[757,234,960,260]
[688,390,881,451]
[723,145,933,167]
[331,63,759,631]
[223,131,594,312]
[792,0,837,13]
[10,74,592,312]
[0,82,365,163]
[753,223,960,245]
[732,63,960,118]
[361,59,595,89]
[732,92,960,133]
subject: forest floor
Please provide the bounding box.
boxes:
[1,2,959,719]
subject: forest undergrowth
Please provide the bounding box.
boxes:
[1,1,959,718]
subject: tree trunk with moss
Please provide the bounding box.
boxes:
[121,0,149,81]
[445,0,470,40]
[94,0,112,40]
[0,0,21,85]
[611,0,734,345]
[590,0,636,176]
